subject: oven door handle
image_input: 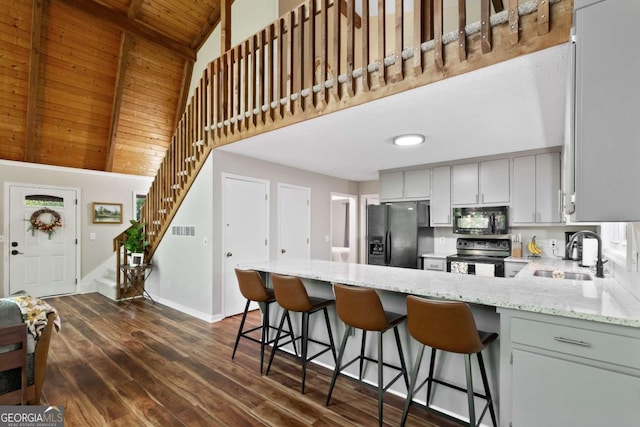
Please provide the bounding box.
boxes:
[490,213,496,234]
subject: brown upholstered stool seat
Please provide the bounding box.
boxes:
[266,274,337,394]
[401,296,498,427]
[232,268,293,374]
[326,284,409,427]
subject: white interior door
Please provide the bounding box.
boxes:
[222,175,269,317]
[8,185,77,297]
[278,184,310,260]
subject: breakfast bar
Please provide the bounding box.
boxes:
[240,259,640,426]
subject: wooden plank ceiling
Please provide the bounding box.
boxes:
[0,0,224,176]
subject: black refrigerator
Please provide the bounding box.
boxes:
[367,201,432,268]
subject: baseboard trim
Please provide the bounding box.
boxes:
[150,294,222,323]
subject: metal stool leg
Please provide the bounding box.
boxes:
[323,307,337,362]
[393,325,409,389]
[426,348,437,405]
[266,310,288,376]
[377,331,384,427]
[464,354,476,427]
[232,300,251,360]
[285,310,299,357]
[326,325,351,405]
[359,330,367,380]
[477,351,498,427]
[301,312,309,394]
[401,344,425,427]
[259,302,270,373]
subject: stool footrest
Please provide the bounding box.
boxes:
[413,377,493,427]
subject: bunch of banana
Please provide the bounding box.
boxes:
[527,236,542,257]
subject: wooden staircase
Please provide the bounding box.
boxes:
[113,0,573,298]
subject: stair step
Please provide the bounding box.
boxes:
[95,277,117,301]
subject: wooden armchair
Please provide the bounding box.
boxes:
[0,323,28,405]
[0,308,56,405]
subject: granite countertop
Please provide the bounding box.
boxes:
[239,259,640,328]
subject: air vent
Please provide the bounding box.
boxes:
[171,225,196,237]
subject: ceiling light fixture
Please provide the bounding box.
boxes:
[393,134,425,146]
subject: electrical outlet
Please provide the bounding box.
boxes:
[439,237,445,244]
[550,239,557,248]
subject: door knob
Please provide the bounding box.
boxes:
[11,250,23,255]
[281,249,286,254]
[226,252,233,257]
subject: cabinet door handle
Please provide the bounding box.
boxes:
[554,336,591,347]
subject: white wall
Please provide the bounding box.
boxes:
[0,160,152,297]
[146,155,215,321]
[188,0,279,96]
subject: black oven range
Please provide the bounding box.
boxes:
[446,238,511,278]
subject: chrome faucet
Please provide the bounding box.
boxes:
[566,230,605,278]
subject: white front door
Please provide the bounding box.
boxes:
[222,174,269,317]
[278,183,310,260]
[8,185,78,297]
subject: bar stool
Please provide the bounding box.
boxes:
[326,284,409,427]
[401,296,498,427]
[266,273,337,394]
[232,268,296,373]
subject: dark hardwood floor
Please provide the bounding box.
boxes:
[42,293,461,426]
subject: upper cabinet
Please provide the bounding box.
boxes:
[379,169,430,201]
[569,0,640,221]
[513,152,562,225]
[452,158,510,206]
[430,166,452,226]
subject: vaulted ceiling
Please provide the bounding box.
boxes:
[1,0,226,176]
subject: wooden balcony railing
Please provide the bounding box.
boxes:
[114,0,572,265]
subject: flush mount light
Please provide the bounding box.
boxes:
[392,134,425,146]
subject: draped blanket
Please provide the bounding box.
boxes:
[5,294,61,340]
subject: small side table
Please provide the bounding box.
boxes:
[120,263,155,306]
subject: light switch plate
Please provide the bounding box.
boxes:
[89,233,96,240]
[0,235,3,242]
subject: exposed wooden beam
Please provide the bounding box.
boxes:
[105,34,133,172]
[106,0,144,171]
[53,0,196,61]
[220,0,232,53]
[25,0,45,163]
[175,61,195,128]
[192,0,237,52]
[127,0,145,18]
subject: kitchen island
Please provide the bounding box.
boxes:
[239,259,640,426]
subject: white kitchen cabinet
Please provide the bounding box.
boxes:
[404,169,431,199]
[512,152,561,224]
[452,159,510,206]
[379,171,404,200]
[379,169,430,201]
[569,0,640,221]
[430,166,451,226]
[499,309,640,427]
[504,260,528,278]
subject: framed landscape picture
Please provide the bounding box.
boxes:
[92,202,123,224]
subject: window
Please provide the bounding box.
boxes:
[601,222,628,264]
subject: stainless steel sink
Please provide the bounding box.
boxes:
[533,270,593,281]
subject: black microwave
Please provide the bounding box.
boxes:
[452,206,509,235]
